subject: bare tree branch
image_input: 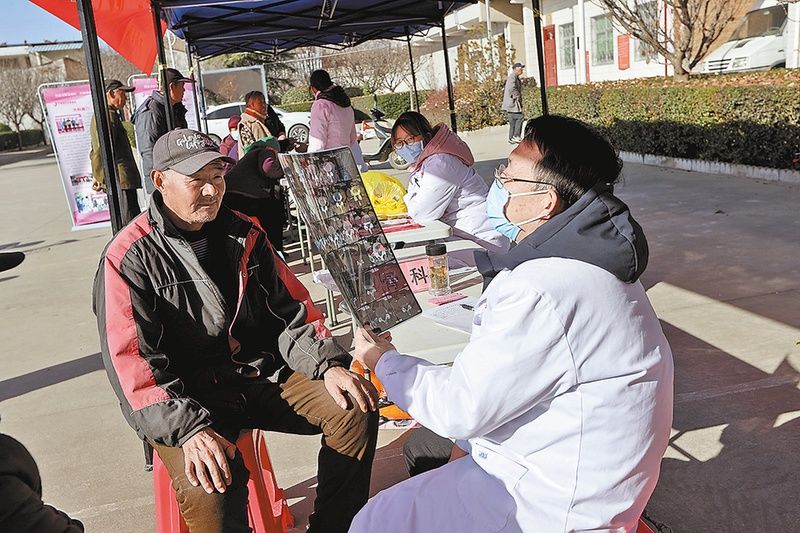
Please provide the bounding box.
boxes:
[324,42,412,94]
[0,68,37,150]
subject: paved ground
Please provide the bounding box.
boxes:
[1,128,798,532]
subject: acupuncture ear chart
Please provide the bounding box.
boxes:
[279,148,422,332]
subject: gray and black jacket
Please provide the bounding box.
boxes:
[92,192,350,447]
[132,91,188,184]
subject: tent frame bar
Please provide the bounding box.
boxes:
[76,0,123,233]
[532,0,549,115]
[153,0,176,129]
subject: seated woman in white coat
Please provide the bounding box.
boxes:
[391,112,509,253]
[350,115,674,533]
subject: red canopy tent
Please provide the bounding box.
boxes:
[29,0,163,74]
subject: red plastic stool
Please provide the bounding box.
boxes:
[637,516,656,533]
[153,430,294,533]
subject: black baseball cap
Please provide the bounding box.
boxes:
[152,129,234,176]
[165,68,194,86]
[513,62,525,68]
[105,79,134,93]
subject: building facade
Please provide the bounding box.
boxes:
[411,0,800,90]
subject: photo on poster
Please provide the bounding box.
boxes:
[55,115,85,134]
[278,147,422,332]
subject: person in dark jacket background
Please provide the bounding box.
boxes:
[132,68,192,193]
[502,63,525,144]
[223,140,287,252]
[0,253,84,532]
[93,129,378,533]
[89,79,142,225]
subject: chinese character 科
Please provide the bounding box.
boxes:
[408,266,428,286]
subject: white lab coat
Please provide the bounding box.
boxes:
[351,257,674,533]
[404,153,509,253]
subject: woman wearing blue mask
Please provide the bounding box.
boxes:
[391,112,509,253]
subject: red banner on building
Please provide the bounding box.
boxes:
[617,34,631,71]
[30,0,162,74]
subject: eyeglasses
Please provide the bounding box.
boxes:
[392,134,421,151]
[494,164,552,187]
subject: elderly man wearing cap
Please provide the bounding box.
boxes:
[93,128,378,533]
[89,79,142,225]
[132,68,193,193]
[502,62,526,144]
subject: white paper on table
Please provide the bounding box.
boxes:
[421,296,478,334]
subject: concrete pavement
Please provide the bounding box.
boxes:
[0,127,798,531]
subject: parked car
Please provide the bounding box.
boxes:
[203,101,311,144]
[703,1,787,74]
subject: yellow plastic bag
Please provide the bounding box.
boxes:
[361,170,408,219]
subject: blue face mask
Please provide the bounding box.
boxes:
[486,179,551,241]
[396,140,424,164]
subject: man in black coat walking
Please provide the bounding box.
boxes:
[133,68,193,193]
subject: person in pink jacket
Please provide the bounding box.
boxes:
[391,112,509,253]
[308,69,367,169]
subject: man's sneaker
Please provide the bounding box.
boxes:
[509,137,521,144]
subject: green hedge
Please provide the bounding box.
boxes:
[420,70,800,169]
[281,86,313,105]
[280,90,431,121]
[0,129,44,151]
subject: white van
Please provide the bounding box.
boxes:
[704,1,787,73]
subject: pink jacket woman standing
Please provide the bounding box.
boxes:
[308,69,366,169]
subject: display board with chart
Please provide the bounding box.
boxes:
[278,148,421,332]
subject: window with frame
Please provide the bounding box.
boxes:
[591,14,614,66]
[559,23,576,69]
[634,1,659,62]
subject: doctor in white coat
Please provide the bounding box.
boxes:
[351,115,674,533]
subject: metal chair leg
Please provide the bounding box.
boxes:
[326,289,339,327]
[143,440,154,472]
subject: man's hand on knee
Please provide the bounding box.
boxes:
[323,366,379,413]
[182,428,237,494]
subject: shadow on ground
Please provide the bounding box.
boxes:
[0,352,103,402]
[648,323,800,530]
[0,147,54,168]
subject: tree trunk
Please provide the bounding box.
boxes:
[671,52,689,82]
[16,130,23,151]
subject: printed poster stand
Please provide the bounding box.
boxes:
[38,81,111,231]
[279,148,422,333]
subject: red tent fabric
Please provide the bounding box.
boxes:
[29,0,163,74]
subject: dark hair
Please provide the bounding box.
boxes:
[522,115,623,207]
[391,111,435,144]
[244,91,265,106]
[309,70,333,91]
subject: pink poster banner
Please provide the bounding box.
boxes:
[41,84,110,229]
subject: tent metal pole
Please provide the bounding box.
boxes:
[532,0,549,115]
[439,19,457,132]
[151,0,175,130]
[76,0,123,233]
[405,27,420,111]
[194,54,209,134]
[186,47,202,130]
